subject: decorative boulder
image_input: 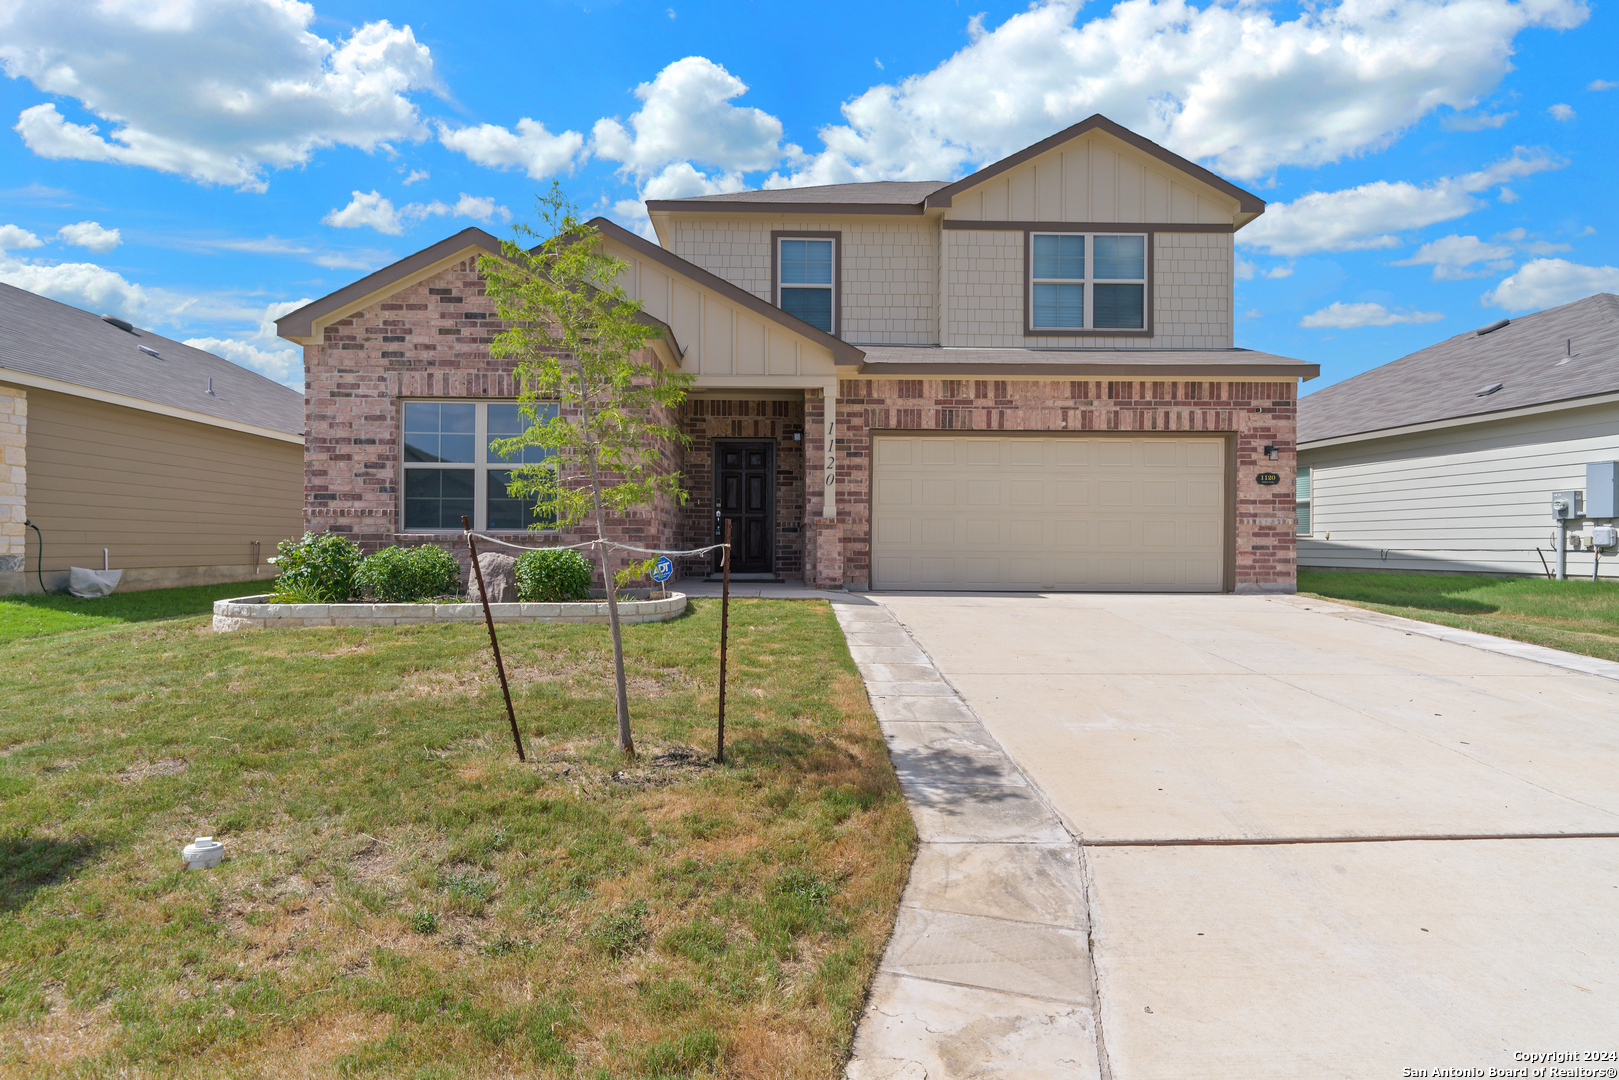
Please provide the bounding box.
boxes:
[467,552,517,604]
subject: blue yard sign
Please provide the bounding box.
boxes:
[652,556,673,583]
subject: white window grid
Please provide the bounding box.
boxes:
[1029,232,1148,331]
[399,399,559,533]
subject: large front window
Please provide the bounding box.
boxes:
[777,236,835,332]
[402,401,558,531]
[1029,232,1147,331]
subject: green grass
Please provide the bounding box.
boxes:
[1298,569,1619,662]
[0,580,269,643]
[0,596,914,1079]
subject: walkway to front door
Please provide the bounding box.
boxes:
[713,441,774,576]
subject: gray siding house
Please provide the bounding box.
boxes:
[1297,293,1619,578]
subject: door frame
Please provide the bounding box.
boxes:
[711,438,777,574]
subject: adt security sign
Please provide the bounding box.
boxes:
[652,556,673,583]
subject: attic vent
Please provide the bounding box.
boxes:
[101,314,135,333]
[137,345,161,358]
[1476,382,1504,397]
[1475,318,1510,336]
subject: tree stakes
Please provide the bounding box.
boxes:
[717,519,731,765]
[463,516,526,762]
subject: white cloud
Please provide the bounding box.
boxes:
[0,224,44,250]
[1234,256,1256,281]
[1238,149,1560,256]
[1441,110,1515,131]
[1482,259,1619,311]
[591,57,784,176]
[322,190,512,236]
[0,254,149,318]
[611,162,748,240]
[767,0,1587,187]
[437,118,583,180]
[1547,103,1576,121]
[1393,234,1514,279]
[1,0,439,191]
[1497,187,1520,203]
[55,220,120,252]
[184,336,305,389]
[1266,265,1294,279]
[401,169,429,185]
[1301,302,1445,329]
[1591,79,1618,91]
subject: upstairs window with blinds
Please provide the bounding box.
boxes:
[777,237,835,333]
[1029,232,1147,331]
[1296,466,1312,536]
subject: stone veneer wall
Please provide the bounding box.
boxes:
[303,256,683,587]
[676,397,807,579]
[0,385,24,577]
[807,377,1298,592]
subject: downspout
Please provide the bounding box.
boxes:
[24,519,47,594]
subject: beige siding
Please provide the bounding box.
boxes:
[941,134,1238,226]
[942,230,1233,348]
[659,218,939,345]
[24,389,303,573]
[1298,401,1619,578]
[0,384,23,568]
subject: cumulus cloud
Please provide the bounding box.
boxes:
[1591,79,1618,91]
[1301,302,1445,329]
[592,57,784,176]
[1547,103,1576,121]
[1392,234,1514,279]
[611,161,749,238]
[0,0,439,191]
[0,254,149,319]
[322,191,512,236]
[437,118,584,180]
[401,169,429,185]
[56,220,120,252]
[1482,259,1619,311]
[1441,110,1515,131]
[766,0,1587,187]
[0,224,44,250]
[183,297,311,390]
[1238,149,1560,256]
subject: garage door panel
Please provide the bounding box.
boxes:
[872,435,1225,592]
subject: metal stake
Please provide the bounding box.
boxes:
[717,518,731,765]
[463,516,525,762]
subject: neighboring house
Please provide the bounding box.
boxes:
[0,283,304,595]
[278,114,1317,593]
[1297,293,1619,579]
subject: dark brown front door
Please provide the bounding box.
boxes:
[714,441,774,574]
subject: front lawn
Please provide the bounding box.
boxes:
[1297,570,1619,663]
[0,597,913,1078]
[0,580,270,644]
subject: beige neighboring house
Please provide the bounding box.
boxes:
[0,282,304,595]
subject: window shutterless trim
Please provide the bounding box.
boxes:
[398,398,559,533]
[1023,230,1153,338]
[771,231,841,339]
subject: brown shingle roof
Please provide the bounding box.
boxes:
[0,282,303,436]
[1298,293,1619,445]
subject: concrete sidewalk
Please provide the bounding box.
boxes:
[845,592,1619,1079]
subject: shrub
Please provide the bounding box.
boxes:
[514,547,594,602]
[268,531,362,603]
[355,544,461,603]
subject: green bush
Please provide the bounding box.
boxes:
[514,547,594,602]
[268,531,362,603]
[355,544,461,603]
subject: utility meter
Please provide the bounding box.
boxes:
[1551,491,1583,521]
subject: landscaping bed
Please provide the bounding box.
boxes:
[0,594,914,1078]
[1298,569,1619,663]
[212,592,687,631]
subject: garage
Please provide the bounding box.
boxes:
[870,434,1228,592]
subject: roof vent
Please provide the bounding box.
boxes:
[101,314,135,333]
[137,345,161,358]
[1475,318,1510,336]
[1476,382,1504,397]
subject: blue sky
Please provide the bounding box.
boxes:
[1,0,1615,394]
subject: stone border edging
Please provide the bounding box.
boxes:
[212,593,687,632]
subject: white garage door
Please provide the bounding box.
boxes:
[871,435,1226,592]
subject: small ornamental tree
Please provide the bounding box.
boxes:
[481,184,695,757]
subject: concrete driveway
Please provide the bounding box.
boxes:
[867,592,1619,1079]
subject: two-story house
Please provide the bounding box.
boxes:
[277,115,1317,593]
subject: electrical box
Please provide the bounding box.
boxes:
[1587,461,1619,519]
[1594,525,1619,549]
[1552,491,1583,520]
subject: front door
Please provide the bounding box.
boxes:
[714,441,774,574]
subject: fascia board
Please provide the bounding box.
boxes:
[1,368,304,444]
[1298,390,1619,451]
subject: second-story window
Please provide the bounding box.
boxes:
[777,237,835,333]
[1029,232,1147,331]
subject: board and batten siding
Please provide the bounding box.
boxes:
[23,388,302,582]
[1298,400,1619,578]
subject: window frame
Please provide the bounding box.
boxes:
[1296,465,1312,537]
[771,231,841,337]
[399,398,560,534]
[1023,228,1152,338]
